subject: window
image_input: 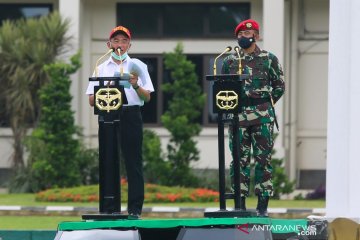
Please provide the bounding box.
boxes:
[163,5,204,37]
[0,4,52,25]
[132,54,220,126]
[117,3,250,126]
[162,55,204,125]
[117,3,250,38]
[138,56,159,124]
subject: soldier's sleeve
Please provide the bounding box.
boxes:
[269,54,285,103]
[221,57,230,74]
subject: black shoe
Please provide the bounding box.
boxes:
[128,212,141,220]
[256,209,269,217]
[240,197,246,211]
[256,196,269,217]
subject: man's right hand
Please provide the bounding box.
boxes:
[89,95,94,106]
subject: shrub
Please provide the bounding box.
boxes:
[306,184,325,200]
[271,158,295,199]
[76,145,99,185]
[161,43,206,187]
[142,129,169,185]
[20,53,85,192]
[35,181,219,203]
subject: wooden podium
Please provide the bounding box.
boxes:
[82,76,129,220]
[204,73,255,218]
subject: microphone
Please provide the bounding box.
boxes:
[94,49,113,77]
[213,46,232,75]
[234,46,242,74]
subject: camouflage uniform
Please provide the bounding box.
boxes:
[222,45,285,197]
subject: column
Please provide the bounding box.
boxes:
[59,0,82,125]
[327,0,360,218]
[262,0,286,164]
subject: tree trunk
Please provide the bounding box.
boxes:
[11,126,25,168]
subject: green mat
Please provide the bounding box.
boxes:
[58,218,308,234]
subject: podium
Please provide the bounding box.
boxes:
[204,73,255,218]
[82,76,129,220]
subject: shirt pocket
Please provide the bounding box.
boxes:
[247,74,270,97]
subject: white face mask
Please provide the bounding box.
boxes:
[111,51,128,61]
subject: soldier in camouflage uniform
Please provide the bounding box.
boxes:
[221,19,285,217]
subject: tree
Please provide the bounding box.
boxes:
[142,129,169,185]
[162,43,206,186]
[0,12,70,168]
[28,53,82,190]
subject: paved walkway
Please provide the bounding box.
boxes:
[0,205,326,218]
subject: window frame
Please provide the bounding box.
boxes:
[116,2,250,39]
[131,54,221,127]
[0,3,53,24]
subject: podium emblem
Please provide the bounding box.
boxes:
[216,90,238,110]
[95,87,122,112]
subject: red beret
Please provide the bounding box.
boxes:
[234,19,260,36]
[109,26,131,40]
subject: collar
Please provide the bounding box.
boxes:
[240,45,261,58]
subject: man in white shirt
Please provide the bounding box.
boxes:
[86,26,154,218]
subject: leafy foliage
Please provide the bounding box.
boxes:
[0,12,70,168]
[306,184,325,200]
[76,146,99,186]
[24,53,83,191]
[161,43,206,187]
[142,129,169,185]
[271,157,295,199]
[35,181,219,203]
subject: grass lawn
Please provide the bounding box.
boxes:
[0,193,325,208]
[0,216,80,230]
[0,193,325,230]
[0,193,97,207]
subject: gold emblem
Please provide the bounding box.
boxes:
[216,91,238,110]
[95,87,122,112]
[246,22,252,29]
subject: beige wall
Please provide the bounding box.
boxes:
[82,0,265,169]
[0,0,330,188]
[295,0,329,172]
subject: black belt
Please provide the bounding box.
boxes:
[122,105,140,112]
[239,97,270,107]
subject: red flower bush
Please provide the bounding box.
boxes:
[35,181,219,203]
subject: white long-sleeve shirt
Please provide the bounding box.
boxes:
[86,56,154,106]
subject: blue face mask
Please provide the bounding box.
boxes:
[238,36,255,49]
[111,51,128,61]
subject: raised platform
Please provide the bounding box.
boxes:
[56,217,328,240]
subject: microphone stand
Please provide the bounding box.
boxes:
[204,46,253,218]
[234,46,242,75]
[213,46,232,75]
[94,49,114,77]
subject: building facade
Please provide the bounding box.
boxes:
[0,0,329,189]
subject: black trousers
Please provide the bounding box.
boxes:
[119,106,144,214]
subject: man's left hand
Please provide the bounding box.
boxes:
[129,74,139,87]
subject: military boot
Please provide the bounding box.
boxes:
[240,196,246,211]
[256,195,269,217]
